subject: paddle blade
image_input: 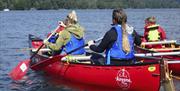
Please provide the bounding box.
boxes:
[9,59,30,80]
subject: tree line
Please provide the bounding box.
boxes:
[0,0,180,10]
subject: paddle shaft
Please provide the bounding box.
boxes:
[66,37,103,54]
[17,46,91,52]
[30,35,102,59]
[67,44,88,54]
[30,37,103,70]
[30,26,60,59]
[30,44,44,59]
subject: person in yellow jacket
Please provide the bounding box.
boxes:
[44,10,85,55]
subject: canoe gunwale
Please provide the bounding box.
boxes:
[30,53,160,68]
[29,34,161,68]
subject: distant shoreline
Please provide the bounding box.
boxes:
[1,0,180,10]
[1,8,180,11]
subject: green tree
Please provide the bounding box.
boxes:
[0,0,4,10]
[12,0,31,10]
[0,0,180,10]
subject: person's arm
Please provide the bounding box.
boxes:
[133,30,142,46]
[89,28,117,53]
[159,26,166,40]
[46,31,70,51]
[144,27,149,42]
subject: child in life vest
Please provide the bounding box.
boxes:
[143,16,166,48]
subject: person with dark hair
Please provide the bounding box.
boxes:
[143,16,166,48]
[88,9,141,65]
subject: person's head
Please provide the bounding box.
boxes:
[64,10,78,26]
[112,9,130,53]
[112,9,127,25]
[145,16,156,25]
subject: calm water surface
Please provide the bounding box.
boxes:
[0,9,180,91]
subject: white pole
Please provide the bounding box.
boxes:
[32,48,51,52]
[135,52,180,57]
[61,52,180,61]
[167,61,180,64]
[141,40,176,45]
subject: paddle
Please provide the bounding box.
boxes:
[30,26,60,59]
[16,46,91,52]
[9,59,30,80]
[30,37,103,70]
[9,26,60,80]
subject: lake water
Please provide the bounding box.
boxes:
[0,9,180,91]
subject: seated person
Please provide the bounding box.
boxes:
[44,10,85,56]
[143,16,166,48]
[88,9,141,65]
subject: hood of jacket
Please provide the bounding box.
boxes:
[65,23,84,39]
[126,24,134,34]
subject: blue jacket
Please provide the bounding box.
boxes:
[106,25,135,64]
[62,34,85,55]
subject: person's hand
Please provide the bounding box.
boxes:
[58,21,66,27]
[88,40,95,47]
[43,39,49,45]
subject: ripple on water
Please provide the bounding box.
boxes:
[0,9,179,91]
[5,71,48,91]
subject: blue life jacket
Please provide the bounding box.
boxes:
[106,25,135,64]
[48,33,59,43]
[62,34,85,55]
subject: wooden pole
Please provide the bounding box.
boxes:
[160,59,175,91]
[150,48,180,51]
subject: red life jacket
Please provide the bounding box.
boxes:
[145,24,161,42]
[144,24,165,48]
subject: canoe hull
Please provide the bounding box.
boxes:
[33,55,161,91]
[135,45,180,75]
[29,34,161,91]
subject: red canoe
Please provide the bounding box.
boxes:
[28,34,161,91]
[135,40,180,75]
